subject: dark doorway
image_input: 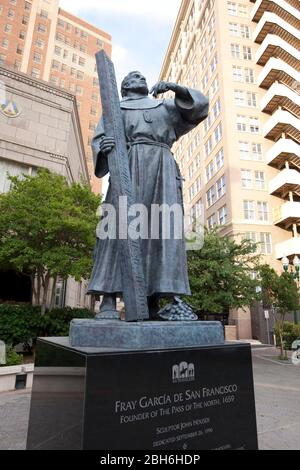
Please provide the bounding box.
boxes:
[0,270,32,303]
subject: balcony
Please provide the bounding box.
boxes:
[258,58,300,90]
[267,138,300,170]
[269,168,300,198]
[275,237,300,259]
[260,83,300,116]
[264,110,300,142]
[251,0,300,29]
[255,34,300,69]
[273,201,300,227]
[253,12,300,50]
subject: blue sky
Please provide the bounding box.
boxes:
[60,0,182,88]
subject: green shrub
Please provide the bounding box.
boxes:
[274,322,300,350]
[0,305,41,348]
[0,304,94,347]
[4,347,23,366]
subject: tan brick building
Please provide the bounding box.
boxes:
[0,0,112,193]
[160,0,300,339]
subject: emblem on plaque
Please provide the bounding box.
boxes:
[0,99,21,118]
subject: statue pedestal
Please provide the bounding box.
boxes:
[27,337,258,450]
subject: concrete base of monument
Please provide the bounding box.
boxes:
[27,338,258,450]
[69,319,224,349]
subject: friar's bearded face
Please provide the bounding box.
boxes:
[121,71,149,97]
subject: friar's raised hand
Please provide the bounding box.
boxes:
[150,81,177,98]
[99,137,115,155]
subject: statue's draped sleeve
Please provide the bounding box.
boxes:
[91,118,109,178]
[166,88,209,140]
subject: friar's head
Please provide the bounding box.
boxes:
[121,71,149,98]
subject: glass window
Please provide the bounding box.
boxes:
[257,202,269,221]
[241,169,252,188]
[255,171,265,189]
[233,66,243,82]
[218,206,227,225]
[239,141,250,159]
[252,143,263,161]
[216,175,226,198]
[259,233,272,255]
[231,43,240,59]
[244,200,255,220]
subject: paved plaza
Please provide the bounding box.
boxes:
[0,346,299,450]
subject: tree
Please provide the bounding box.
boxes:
[187,228,261,314]
[0,169,99,314]
[259,265,299,360]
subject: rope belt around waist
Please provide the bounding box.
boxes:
[127,140,171,153]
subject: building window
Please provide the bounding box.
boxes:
[63,50,68,59]
[0,54,6,65]
[232,66,243,82]
[206,161,215,182]
[50,75,58,85]
[24,2,31,11]
[16,45,23,55]
[245,68,255,83]
[52,59,60,69]
[210,55,218,74]
[4,24,12,33]
[58,19,65,28]
[215,148,224,170]
[244,200,255,220]
[249,116,260,133]
[38,23,46,33]
[2,39,9,49]
[234,90,245,106]
[208,213,217,229]
[257,202,269,221]
[78,57,85,67]
[77,71,84,80]
[252,143,263,161]
[241,169,252,189]
[229,22,239,36]
[237,115,247,132]
[35,38,44,48]
[218,206,227,225]
[22,15,29,25]
[231,43,240,59]
[19,31,26,40]
[205,137,213,157]
[214,123,222,143]
[255,171,265,190]
[8,9,15,18]
[31,68,40,79]
[240,25,250,39]
[247,92,257,108]
[239,141,250,160]
[216,175,226,198]
[33,52,42,63]
[54,46,61,56]
[72,53,77,63]
[259,233,272,255]
[243,46,252,60]
[90,106,97,116]
[207,186,216,208]
[61,63,68,73]
[227,2,237,15]
[97,38,103,47]
[238,4,248,17]
[40,9,48,19]
[76,85,83,95]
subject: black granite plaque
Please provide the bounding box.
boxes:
[27,338,258,450]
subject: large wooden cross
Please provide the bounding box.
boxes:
[95,50,149,322]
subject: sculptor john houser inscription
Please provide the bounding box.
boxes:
[114,384,239,449]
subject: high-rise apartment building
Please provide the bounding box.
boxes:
[160,0,300,339]
[0,0,112,192]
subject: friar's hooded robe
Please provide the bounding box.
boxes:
[87,88,209,297]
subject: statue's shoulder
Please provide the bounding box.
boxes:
[120,97,164,110]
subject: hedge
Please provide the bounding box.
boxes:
[0,304,94,348]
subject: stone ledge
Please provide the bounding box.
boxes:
[69,319,224,350]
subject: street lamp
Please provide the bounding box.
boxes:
[281,256,300,324]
